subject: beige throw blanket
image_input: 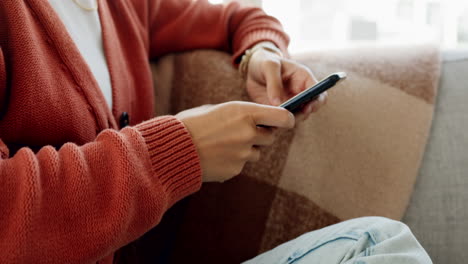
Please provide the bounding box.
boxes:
[134,46,440,263]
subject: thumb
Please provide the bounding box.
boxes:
[263,60,286,106]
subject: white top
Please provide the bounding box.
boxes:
[48,0,113,109]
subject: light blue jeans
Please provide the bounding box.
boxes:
[244,217,432,264]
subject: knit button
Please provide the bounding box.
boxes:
[119,112,130,128]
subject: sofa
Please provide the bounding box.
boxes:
[137,47,467,264]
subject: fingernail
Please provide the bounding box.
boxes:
[288,112,296,127]
[319,93,325,102]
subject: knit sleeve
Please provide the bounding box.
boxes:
[147,0,290,64]
[0,116,201,263]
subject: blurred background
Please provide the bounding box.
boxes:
[208,0,468,54]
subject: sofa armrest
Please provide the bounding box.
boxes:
[403,49,468,264]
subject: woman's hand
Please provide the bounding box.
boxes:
[176,101,295,183]
[245,48,328,122]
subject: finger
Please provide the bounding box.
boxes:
[294,111,311,124]
[287,62,318,95]
[249,104,295,129]
[310,92,328,113]
[263,60,286,106]
[247,146,261,162]
[298,91,328,116]
[300,102,314,115]
[252,126,275,146]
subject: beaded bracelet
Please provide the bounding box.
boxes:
[238,41,283,78]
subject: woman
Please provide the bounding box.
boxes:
[0,0,431,263]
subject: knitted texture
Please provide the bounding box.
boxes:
[0,116,202,264]
[0,0,289,263]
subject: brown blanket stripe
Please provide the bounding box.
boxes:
[294,45,440,104]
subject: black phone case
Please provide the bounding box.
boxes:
[280,72,346,113]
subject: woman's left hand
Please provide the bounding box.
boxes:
[245,48,328,123]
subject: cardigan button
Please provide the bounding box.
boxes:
[119,112,130,128]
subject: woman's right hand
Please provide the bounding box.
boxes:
[176,101,295,183]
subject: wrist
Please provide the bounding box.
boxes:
[239,41,283,78]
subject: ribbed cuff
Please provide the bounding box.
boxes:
[135,116,202,208]
[232,29,291,65]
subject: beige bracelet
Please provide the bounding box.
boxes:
[239,41,283,78]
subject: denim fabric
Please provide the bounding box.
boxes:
[244,217,432,264]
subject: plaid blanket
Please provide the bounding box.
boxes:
[122,46,440,263]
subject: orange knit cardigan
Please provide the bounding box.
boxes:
[0,0,289,263]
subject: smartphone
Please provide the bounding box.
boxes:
[280,72,347,113]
